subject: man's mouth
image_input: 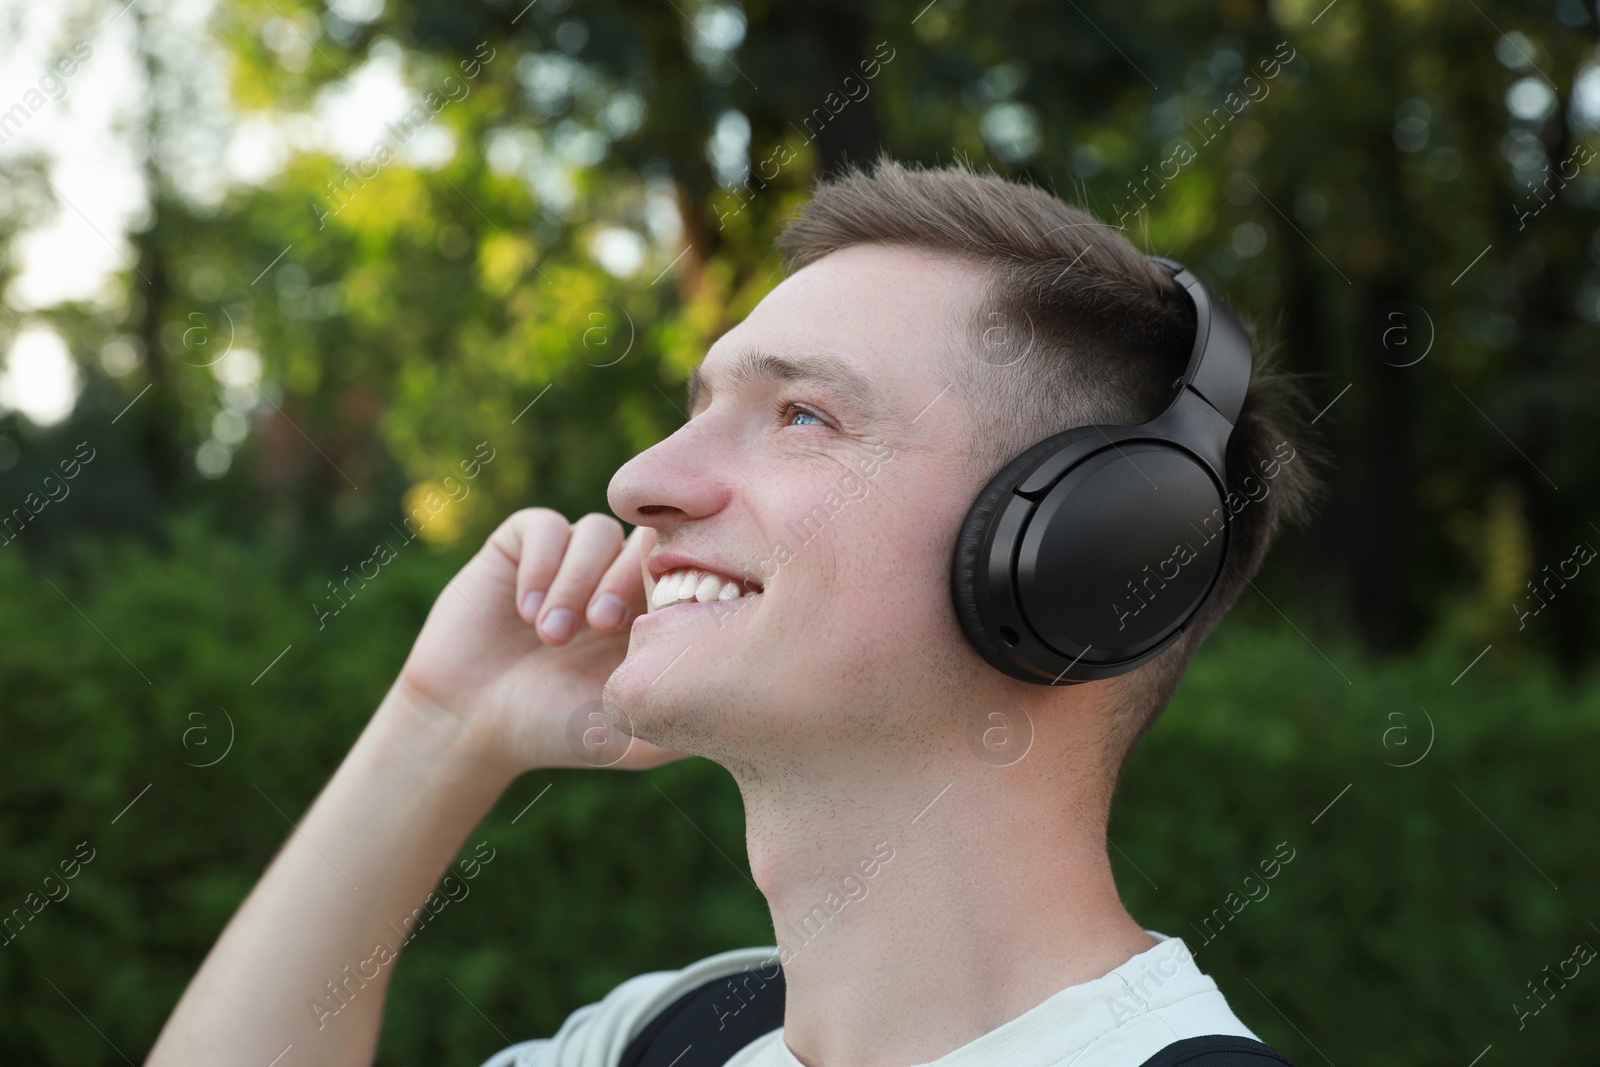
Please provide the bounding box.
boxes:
[648,567,762,612]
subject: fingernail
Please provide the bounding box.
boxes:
[542,607,575,641]
[589,593,625,629]
[522,591,544,620]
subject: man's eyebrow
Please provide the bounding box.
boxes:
[685,349,881,416]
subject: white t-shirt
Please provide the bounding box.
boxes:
[478,931,1260,1067]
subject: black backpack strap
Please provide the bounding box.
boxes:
[618,964,786,1067]
[1138,1034,1297,1066]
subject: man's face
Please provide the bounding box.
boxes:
[604,243,994,767]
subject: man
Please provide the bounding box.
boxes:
[148,159,1317,1066]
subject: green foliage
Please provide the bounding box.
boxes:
[1121,621,1600,1063]
[3,0,1599,1063]
[0,527,1594,1064]
[6,0,1596,657]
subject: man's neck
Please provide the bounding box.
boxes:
[731,713,1156,1067]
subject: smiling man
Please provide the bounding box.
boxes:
[148,160,1316,1067]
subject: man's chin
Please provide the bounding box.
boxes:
[604,647,699,728]
[601,674,714,759]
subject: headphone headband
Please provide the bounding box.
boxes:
[1149,255,1252,429]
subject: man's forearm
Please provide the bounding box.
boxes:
[147,682,519,1067]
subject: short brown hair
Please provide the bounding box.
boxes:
[775,157,1322,770]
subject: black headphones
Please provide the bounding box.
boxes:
[950,256,1253,684]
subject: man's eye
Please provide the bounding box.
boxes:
[778,402,826,427]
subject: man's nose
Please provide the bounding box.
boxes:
[607,420,735,530]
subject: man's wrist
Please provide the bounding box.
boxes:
[372,676,525,801]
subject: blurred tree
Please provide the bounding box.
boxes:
[3,0,1599,659]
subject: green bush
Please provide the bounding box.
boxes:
[1118,624,1599,1063]
[1,522,1594,1065]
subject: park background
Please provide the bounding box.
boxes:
[3,0,1599,1062]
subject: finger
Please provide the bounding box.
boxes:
[613,735,694,772]
[587,525,652,632]
[536,513,625,644]
[499,508,573,625]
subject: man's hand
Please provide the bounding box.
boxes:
[396,509,687,774]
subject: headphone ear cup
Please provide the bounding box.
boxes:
[951,427,1101,679]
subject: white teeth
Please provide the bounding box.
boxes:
[648,567,760,611]
[676,570,699,599]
